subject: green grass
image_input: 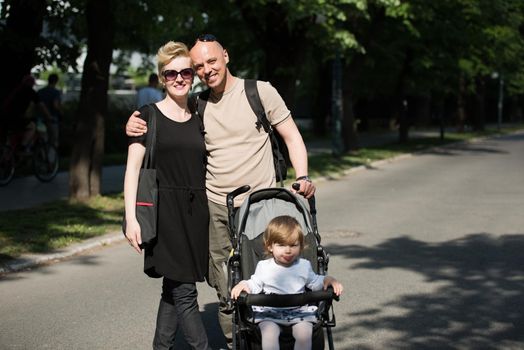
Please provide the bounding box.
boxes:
[1,125,522,264]
[0,193,124,264]
[302,126,523,180]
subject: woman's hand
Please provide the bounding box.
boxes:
[124,218,143,254]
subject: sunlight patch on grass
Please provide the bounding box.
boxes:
[0,193,124,262]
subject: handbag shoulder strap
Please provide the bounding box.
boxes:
[143,104,157,169]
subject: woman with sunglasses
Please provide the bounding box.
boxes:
[124,41,209,350]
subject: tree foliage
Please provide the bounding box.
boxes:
[2,0,523,198]
[0,0,47,111]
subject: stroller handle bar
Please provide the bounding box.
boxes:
[227,185,251,209]
[292,182,319,238]
[236,289,339,307]
[226,184,320,244]
[292,182,316,214]
[227,185,251,240]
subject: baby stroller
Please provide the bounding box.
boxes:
[226,185,339,350]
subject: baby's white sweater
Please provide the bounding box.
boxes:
[246,258,324,295]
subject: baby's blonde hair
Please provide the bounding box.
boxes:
[263,215,305,254]
[156,41,190,83]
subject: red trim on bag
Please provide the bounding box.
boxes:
[136,202,154,207]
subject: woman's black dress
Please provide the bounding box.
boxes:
[130,104,208,282]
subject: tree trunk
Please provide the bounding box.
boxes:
[433,96,446,140]
[508,96,523,123]
[414,95,432,127]
[89,111,105,195]
[456,74,467,132]
[312,61,331,136]
[69,0,114,202]
[0,0,46,110]
[472,76,486,131]
[342,90,359,151]
[398,99,409,143]
[341,61,360,152]
[336,3,386,150]
[395,49,413,144]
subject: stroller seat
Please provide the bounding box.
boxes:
[226,186,339,350]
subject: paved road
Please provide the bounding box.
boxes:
[0,165,125,211]
[1,131,523,349]
[315,131,524,349]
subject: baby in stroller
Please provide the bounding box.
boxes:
[231,215,343,350]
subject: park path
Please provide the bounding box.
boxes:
[0,129,438,211]
[0,131,522,349]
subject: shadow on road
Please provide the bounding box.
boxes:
[172,301,227,349]
[420,143,508,157]
[419,132,523,157]
[327,233,524,349]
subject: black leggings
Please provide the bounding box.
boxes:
[153,278,209,350]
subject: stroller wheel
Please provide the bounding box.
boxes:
[238,334,249,350]
[232,334,248,350]
[232,325,251,350]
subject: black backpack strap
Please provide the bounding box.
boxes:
[245,79,271,133]
[244,79,286,186]
[187,93,198,114]
[196,88,211,123]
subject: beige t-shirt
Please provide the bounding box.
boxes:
[203,78,290,206]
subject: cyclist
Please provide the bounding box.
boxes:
[2,74,52,153]
[37,73,63,148]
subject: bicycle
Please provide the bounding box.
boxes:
[0,122,59,186]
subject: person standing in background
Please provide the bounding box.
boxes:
[136,73,163,108]
[2,74,52,153]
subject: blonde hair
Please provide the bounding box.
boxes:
[156,41,190,83]
[263,216,305,254]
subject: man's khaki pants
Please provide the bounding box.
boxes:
[207,200,234,347]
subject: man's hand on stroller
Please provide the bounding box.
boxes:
[323,276,343,296]
[292,176,316,199]
[231,281,251,300]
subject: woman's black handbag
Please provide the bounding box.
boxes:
[122,104,158,249]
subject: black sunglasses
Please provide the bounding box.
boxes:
[197,33,217,42]
[162,68,194,81]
